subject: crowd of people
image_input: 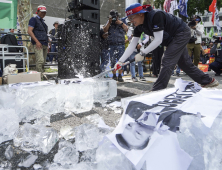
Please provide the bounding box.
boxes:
[1,3,221,90]
[99,2,220,91]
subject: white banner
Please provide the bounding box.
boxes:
[107,79,222,170]
[215,8,221,31]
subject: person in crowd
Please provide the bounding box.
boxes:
[49,21,59,63]
[103,9,128,82]
[114,3,218,90]
[129,32,148,82]
[9,29,14,33]
[209,42,222,76]
[28,5,48,75]
[187,15,204,66]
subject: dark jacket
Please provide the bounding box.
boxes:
[32,16,48,45]
[135,10,186,46]
[0,34,20,52]
[107,24,125,45]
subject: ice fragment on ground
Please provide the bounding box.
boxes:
[5,145,14,160]
[80,149,97,163]
[96,137,136,170]
[98,118,110,129]
[18,154,38,168]
[107,101,122,114]
[59,126,75,140]
[86,114,102,126]
[177,115,210,170]
[75,124,110,152]
[0,109,19,144]
[53,140,79,166]
[14,123,59,154]
[33,164,42,169]
[35,115,50,126]
[204,110,222,170]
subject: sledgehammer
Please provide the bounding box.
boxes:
[93,58,135,79]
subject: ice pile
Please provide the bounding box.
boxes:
[13,123,59,154]
[177,115,210,170]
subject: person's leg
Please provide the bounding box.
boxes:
[176,65,180,75]
[138,61,143,77]
[50,44,56,62]
[100,49,109,72]
[34,45,44,73]
[129,52,136,78]
[152,48,158,76]
[193,43,201,66]
[187,43,194,57]
[177,47,212,85]
[116,45,125,82]
[152,26,192,91]
[209,61,222,75]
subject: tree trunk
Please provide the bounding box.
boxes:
[17,0,35,65]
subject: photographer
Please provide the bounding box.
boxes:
[209,40,222,76]
[187,15,204,66]
[103,9,128,82]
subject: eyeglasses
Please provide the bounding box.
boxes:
[128,15,137,21]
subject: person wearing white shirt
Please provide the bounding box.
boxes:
[187,15,204,66]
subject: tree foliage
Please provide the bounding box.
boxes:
[154,0,222,19]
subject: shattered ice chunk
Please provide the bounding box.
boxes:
[0,109,19,144]
[18,154,38,168]
[75,124,110,152]
[15,83,94,121]
[35,115,50,126]
[177,115,210,170]
[60,126,75,140]
[96,137,135,170]
[5,145,14,160]
[53,140,79,166]
[203,110,222,170]
[14,123,59,154]
[33,164,42,170]
[80,149,97,163]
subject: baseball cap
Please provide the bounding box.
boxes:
[125,3,147,17]
[37,5,47,12]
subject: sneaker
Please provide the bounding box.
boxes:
[176,73,180,77]
[201,78,219,88]
[118,75,124,82]
[139,77,146,81]
[112,75,117,81]
[132,77,138,82]
[124,71,128,76]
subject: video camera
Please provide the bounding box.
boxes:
[110,10,118,25]
[213,36,222,43]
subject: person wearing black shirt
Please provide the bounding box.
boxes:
[114,3,219,91]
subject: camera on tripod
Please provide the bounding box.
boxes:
[213,36,222,43]
[109,10,118,25]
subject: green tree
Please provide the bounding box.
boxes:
[154,0,222,19]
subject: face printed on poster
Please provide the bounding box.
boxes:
[106,79,222,170]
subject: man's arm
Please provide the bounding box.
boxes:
[140,31,163,55]
[28,26,42,49]
[118,37,140,62]
[103,19,112,33]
